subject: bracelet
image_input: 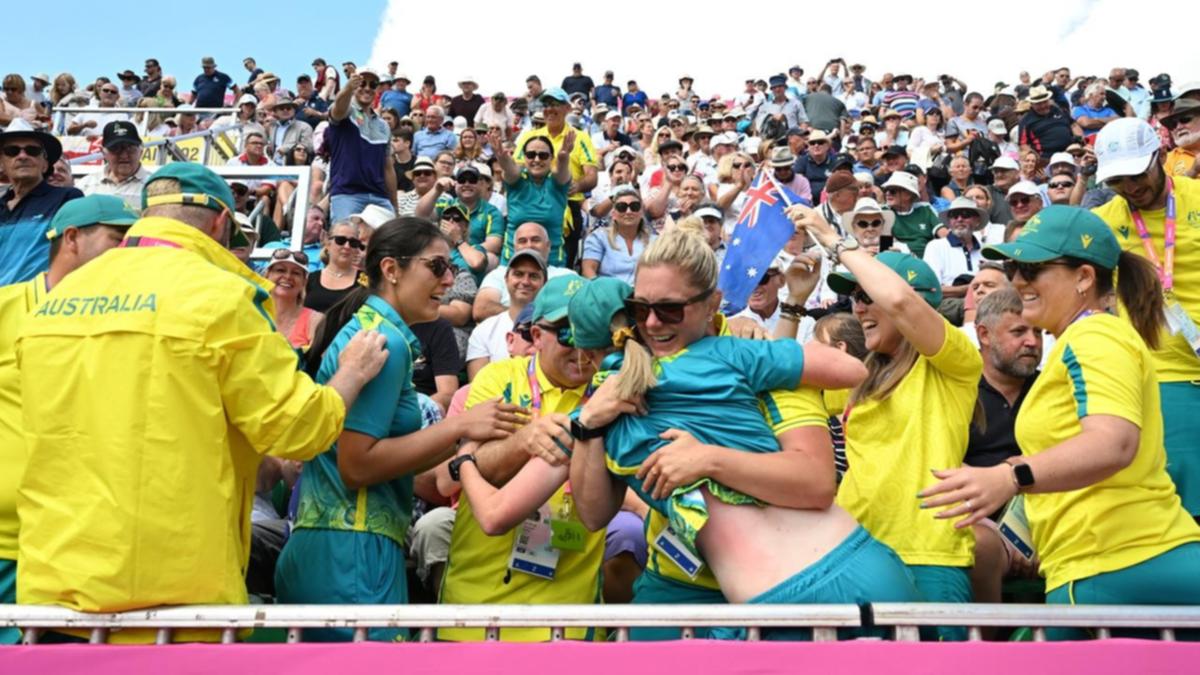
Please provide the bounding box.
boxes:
[780,302,807,318]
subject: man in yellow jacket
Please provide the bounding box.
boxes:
[14,163,389,643]
[0,195,138,644]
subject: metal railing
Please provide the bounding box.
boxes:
[51,106,237,136]
[4,603,1200,645]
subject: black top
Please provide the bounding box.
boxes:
[448,95,485,125]
[1019,108,1074,159]
[394,156,415,192]
[965,373,1038,468]
[794,152,834,197]
[561,75,595,99]
[408,318,464,397]
[304,272,358,314]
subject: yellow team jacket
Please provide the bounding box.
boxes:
[14,217,347,640]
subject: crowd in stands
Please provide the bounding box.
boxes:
[1,53,1199,645]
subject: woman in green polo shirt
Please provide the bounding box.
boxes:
[491,129,572,266]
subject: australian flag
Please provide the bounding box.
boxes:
[718,171,810,315]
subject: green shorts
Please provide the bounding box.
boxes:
[1,558,17,644]
[908,564,972,641]
[736,526,920,641]
[1161,382,1200,515]
[275,528,408,642]
[629,568,727,641]
[1045,541,1200,641]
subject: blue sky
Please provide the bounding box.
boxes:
[5,1,385,89]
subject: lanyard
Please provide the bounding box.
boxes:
[1129,176,1176,292]
[527,356,543,414]
[119,236,182,249]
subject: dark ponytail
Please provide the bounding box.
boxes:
[304,217,448,377]
[1111,251,1165,350]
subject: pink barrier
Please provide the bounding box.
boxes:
[1,639,1195,675]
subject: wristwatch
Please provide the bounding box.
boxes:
[570,416,607,441]
[831,236,860,264]
[448,454,477,482]
[1010,461,1035,491]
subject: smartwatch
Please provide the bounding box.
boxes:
[570,416,606,441]
[1011,462,1035,491]
[448,454,477,482]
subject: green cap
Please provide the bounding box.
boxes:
[46,195,139,240]
[531,273,586,324]
[569,277,633,350]
[827,250,943,308]
[141,162,236,217]
[983,205,1120,270]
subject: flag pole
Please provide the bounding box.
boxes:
[760,168,834,259]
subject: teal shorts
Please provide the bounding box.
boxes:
[908,564,972,641]
[629,568,727,641]
[1161,382,1200,515]
[735,526,920,641]
[275,528,408,642]
[1,558,17,644]
[1045,541,1200,641]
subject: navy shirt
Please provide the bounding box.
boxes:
[794,152,834,197]
[561,75,595,100]
[193,70,234,108]
[325,106,391,199]
[296,95,329,128]
[594,84,620,108]
[0,181,83,285]
[246,68,263,85]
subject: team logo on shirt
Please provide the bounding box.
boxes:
[1118,225,1131,239]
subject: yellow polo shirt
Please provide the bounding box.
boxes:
[1092,175,1200,382]
[1165,147,1196,179]
[0,273,47,560]
[837,318,981,567]
[438,355,602,642]
[1015,313,1200,591]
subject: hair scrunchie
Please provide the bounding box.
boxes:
[611,326,637,349]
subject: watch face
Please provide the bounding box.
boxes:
[1015,463,1035,487]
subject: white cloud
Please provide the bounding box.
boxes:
[369,0,1196,99]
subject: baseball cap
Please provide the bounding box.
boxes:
[693,205,723,221]
[45,195,139,240]
[201,56,216,66]
[531,273,586,324]
[711,132,739,147]
[991,156,1020,171]
[508,248,548,275]
[102,120,142,149]
[568,277,633,350]
[1007,181,1041,198]
[881,171,919,196]
[353,203,395,230]
[142,163,235,216]
[539,87,570,105]
[236,93,258,107]
[987,118,1007,135]
[882,144,906,158]
[1094,118,1162,183]
[1048,152,1076,168]
[828,251,942,308]
[983,205,1120,270]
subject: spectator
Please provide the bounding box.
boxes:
[410,312,465,411]
[562,62,594,103]
[1124,69,1151,120]
[242,57,263,86]
[987,156,1020,223]
[925,196,988,299]
[192,56,236,109]
[494,128,573,267]
[225,130,276,198]
[397,156,439,216]
[1019,86,1080,160]
[215,93,264,149]
[305,220,365,313]
[0,195,137,643]
[478,92,514,138]
[424,163,504,269]
[760,74,809,132]
[1006,180,1044,225]
[1162,99,1200,178]
[908,107,946,158]
[152,76,181,107]
[582,184,654,284]
[312,58,339,101]
[294,75,330,127]
[453,126,488,164]
[817,172,859,233]
[327,69,397,222]
[466,249,548,379]
[594,71,620,109]
[882,74,920,120]
[66,80,129,137]
[963,184,1007,244]
[473,221,571,321]
[882,171,944,257]
[115,70,143,106]
[379,73,413,118]
[77,121,149,210]
[1072,82,1121,140]
[768,146,813,203]
[945,93,989,153]
[0,74,36,128]
[448,76,484,125]
[876,109,910,150]
[940,156,974,200]
[1046,172,1077,205]
[622,80,648,116]
[390,129,415,191]
[278,218,516,642]
[793,129,836,197]
[732,255,787,331]
[842,197,900,255]
[138,58,162,97]
[0,120,83,285]
[413,105,457,158]
[16,164,387,642]
[264,249,324,350]
[267,95,314,164]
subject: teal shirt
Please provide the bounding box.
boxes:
[503,170,569,266]
[601,336,805,517]
[294,294,422,546]
[434,196,506,247]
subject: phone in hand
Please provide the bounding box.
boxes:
[880,235,894,251]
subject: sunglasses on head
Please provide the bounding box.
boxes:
[1002,259,1072,282]
[271,248,310,265]
[1048,180,1075,189]
[2,144,45,158]
[624,288,713,325]
[536,322,575,348]
[614,200,642,213]
[525,150,552,161]
[332,235,365,250]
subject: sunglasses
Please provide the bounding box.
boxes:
[666,163,687,172]
[850,288,874,305]
[809,140,829,146]
[271,248,310,265]
[525,150,552,161]
[731,162,751,169]
[332,235,365,250]
[412,169,435,177]
[161,83,175,89]
[613,201,642,213]
[442,212,467,223]
[1048,181,1075,189]
[1002,260,1072,282]
[854,218,884,229]
[358,81,379,90]
[1007,195,1034,207]
[1164,114,1196,131]
[457,174,479,184]
[2,144,45,158]
[948,211,978,220]
[883,188,904,196]
[101,88,119,94]
[536,322,575,348]
[401,255,454,277]
[757,270,781,286]
[624,288,713,325]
